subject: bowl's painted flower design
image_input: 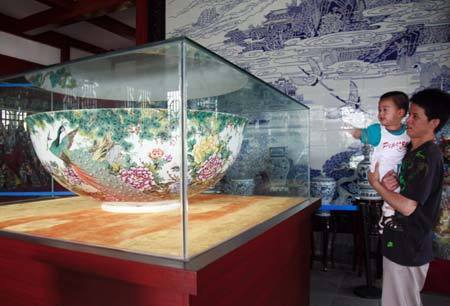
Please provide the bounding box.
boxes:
[26,108,246,210]
[197,154,223,181]
[119,167,156,191]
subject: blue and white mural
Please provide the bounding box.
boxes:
[167,0,450,172]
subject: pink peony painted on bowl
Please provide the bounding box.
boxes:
[26,108,246,212]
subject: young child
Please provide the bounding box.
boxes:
[352,91,410,233]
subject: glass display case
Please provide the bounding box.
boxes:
[0,37,310,266]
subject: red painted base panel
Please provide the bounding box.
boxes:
[423,258,450,296]
[0,202,318,306]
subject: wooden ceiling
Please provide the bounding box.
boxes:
[0,0,164,60]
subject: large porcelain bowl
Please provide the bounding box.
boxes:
[26,108,246,212]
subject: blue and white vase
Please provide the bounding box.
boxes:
[311,173,336,204]
[357,144,382,200]
[226,178,255,196]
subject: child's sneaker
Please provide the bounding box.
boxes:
[378,216,388,234]
[378,215,403,234]
[385,217,403,232]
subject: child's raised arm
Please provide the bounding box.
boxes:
[351,128,362,139]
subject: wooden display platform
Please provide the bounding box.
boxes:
[0,196,320,306]
[0,194,304,259]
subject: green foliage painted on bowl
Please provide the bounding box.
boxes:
[28,68,77,89]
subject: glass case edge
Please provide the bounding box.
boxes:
[307,111,311,198]
[179,40,189,260]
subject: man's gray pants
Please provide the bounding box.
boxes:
[382,256,429,306]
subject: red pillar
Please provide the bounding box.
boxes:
[136,0,165,45]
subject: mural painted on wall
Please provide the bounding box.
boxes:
[167,0,450,201]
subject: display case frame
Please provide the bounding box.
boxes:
[0,37,311,266]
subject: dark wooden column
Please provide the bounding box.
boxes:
[60,46,70,63]
[136,0,165,45]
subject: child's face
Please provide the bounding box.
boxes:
[378,98,405,128]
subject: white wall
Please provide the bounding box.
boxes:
[166,0,450,172]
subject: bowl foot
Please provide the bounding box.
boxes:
[101,200,180,213]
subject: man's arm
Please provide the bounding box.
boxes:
[368,163,418,216]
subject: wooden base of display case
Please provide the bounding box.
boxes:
[0,196,319,306]
[423,258,450,295]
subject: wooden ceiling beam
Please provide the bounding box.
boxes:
[88,16,135,41]
[33,32,108,54]
[33,0,77,10]
[25,1,135,41]
[17,0,134,33]
[0,12,17,30]
[0,13,107,54]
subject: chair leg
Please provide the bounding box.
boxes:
[321,215,331,271]
[352,230,357,272]
[330,228,336,269]
[375,235,383,279]
[352,214,359,272]
[329,214,337,269]
[354,211,364,277]
[310,220,315,269]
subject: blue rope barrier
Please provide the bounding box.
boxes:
[0,83,33,87]
[319,204,359,211]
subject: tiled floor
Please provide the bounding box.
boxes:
[310,263,450,306]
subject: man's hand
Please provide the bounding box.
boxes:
[368,162,380,187]
[381,170,399,191]
[367,163,417,216]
